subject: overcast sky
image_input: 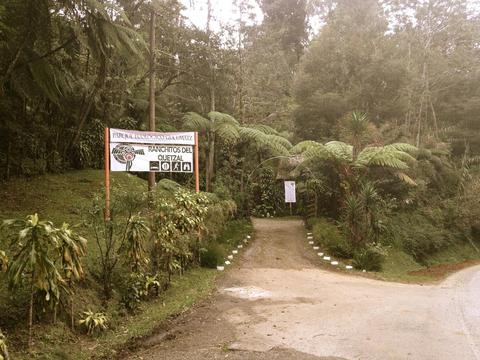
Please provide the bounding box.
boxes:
[179,0,264,30]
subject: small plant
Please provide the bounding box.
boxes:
[200,243,225,268]
[312,218,353,258]
[78,310,108,335]
[0,329,9,360]
[121,272,163,311]
[0,251,7,273]
[353,244,386,271]
[1,214,65,347]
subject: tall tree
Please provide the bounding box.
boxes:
[293,0,408,140]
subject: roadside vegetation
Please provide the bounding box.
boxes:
[1,0,479,356]
[300,113,480,281]
[0,171,251,358]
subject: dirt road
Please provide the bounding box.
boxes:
[128,218,480,360]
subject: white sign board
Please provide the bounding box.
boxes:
[109,129,194,173]
[284,181,296,203]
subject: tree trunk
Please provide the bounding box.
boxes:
[5,138,11,180]
[205,132,215,192]
[71,294,75,330]
[148,9,156,193]
[28,280,34,348]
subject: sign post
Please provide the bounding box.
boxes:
[195,132,199,193]
[104,128,200,220]
[104,127,111,221]
[284,180,296,215]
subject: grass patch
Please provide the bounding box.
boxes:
[1,170,250,358]
[374,243,480,283]
[11,267,216,359]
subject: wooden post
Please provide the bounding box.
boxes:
[148,9,156,192]
[195,132,200,193]
[104,127,110,221]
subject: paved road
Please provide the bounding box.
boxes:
[128,218,480,360]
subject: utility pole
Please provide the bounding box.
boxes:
[148,9,156,192]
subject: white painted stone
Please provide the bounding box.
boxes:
[238,245,243,249]
[217,266,225,271]
[313,246,319,250]
[307,236,313,240]
[232,250,238,254]
[317,252,324,256]
[323,256,331,261]
[225,260,231,265]
[362,269,366,273]
[331,261,339,266]
[308,241,314,245]
[307,232,312,236]
[247,235,251,239]
[345,265,353,270]
[227,255,233,260]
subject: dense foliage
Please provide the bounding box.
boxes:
[1,0,480,354]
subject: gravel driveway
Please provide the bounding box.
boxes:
[128,218,480,360]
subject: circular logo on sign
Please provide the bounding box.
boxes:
[112,144,136,164]
[161,162,170,171]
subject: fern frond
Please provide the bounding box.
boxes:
[251,124,280,135]
[208,111,239,127]
[183,112,211,132]
[356,146,414,170]
[216,124,239,143]
[395,172,417,186]
[383,143,417,154]
[239,127,290,156]
[290,140,323,154]
[324,141,354,162]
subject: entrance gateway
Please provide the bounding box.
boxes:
[104,128,200,220]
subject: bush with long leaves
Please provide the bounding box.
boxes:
[1,214,64,347]
[84,187,148,300]
[56,223,88,328]
[0,328,9,360]
[78,310,108,336]
[0,251,7,273]
[119,216,150,273]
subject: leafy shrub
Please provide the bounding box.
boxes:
[353,245,386,271]
[79,310,108,335]
[385,212,458,263]
[312,218,353,258]
[250,168,283,217]
[200,243,225,268]
[0,329,9,360]
[0,251,7,273]
[121,272,164,311]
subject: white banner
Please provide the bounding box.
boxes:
[284,181,296,203]
[110,143,193,173]
[110,128,195,145]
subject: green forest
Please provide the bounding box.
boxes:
[1,0,480,358]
